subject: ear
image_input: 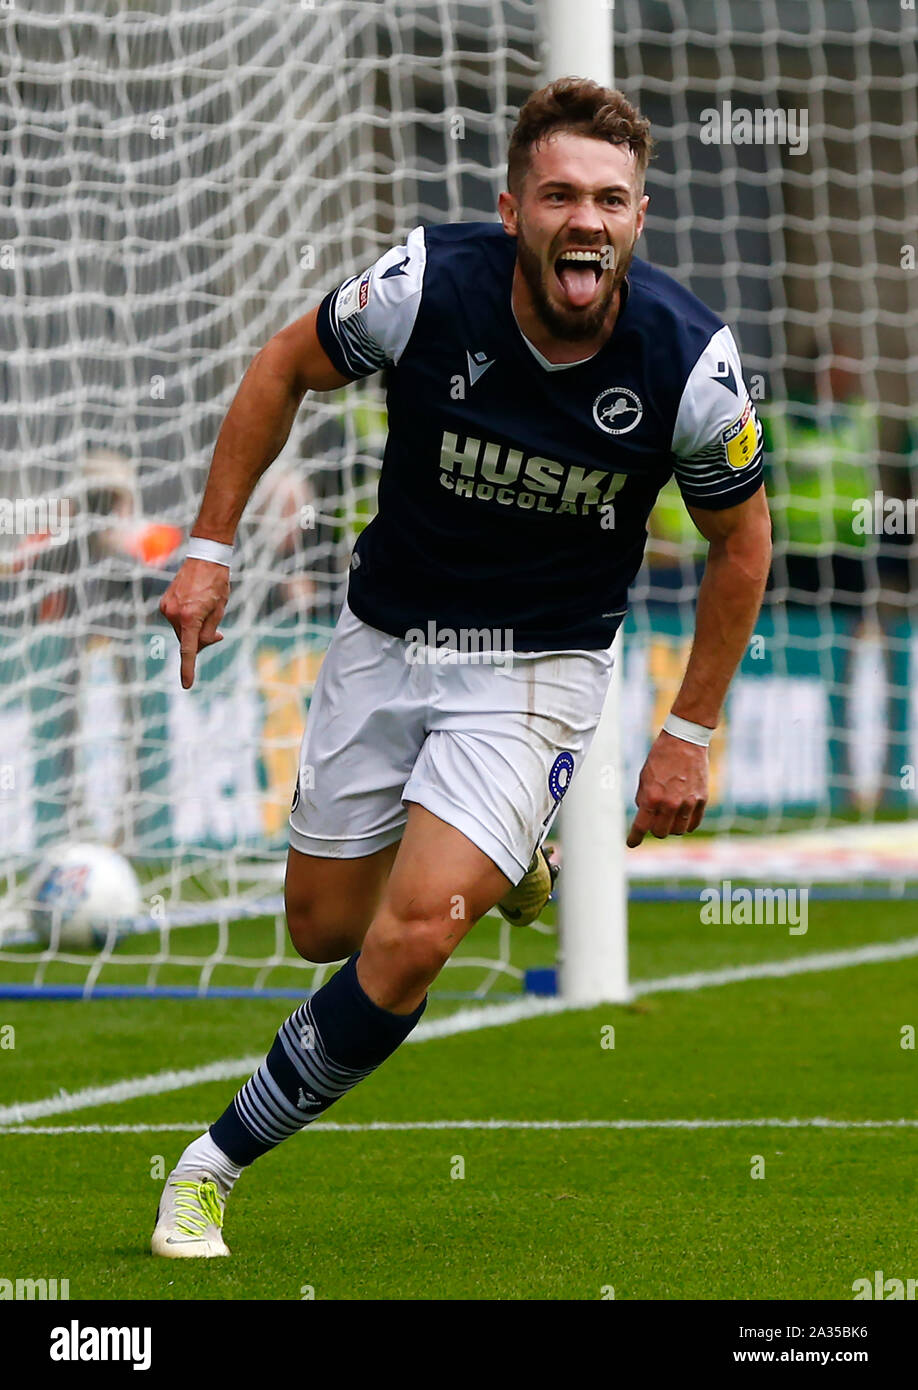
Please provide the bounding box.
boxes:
[498,190,519,237]
[635,192,649,238]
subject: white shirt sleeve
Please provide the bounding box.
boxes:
[670,324,764,508]
[316,226,427,378]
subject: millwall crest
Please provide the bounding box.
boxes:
[593,386,643,436]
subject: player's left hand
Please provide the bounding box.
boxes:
[627,729,708,847]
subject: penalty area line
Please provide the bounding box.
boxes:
[1,1118,918,1137]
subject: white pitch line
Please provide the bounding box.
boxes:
[0,1057,265,1127]
[407,995,568,1038]
[632,933,918,997]
[2,936,917,1128]
[0,996,565,1127]
[1,1118,918,1137]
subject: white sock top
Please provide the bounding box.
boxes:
[174,1130,244,1193]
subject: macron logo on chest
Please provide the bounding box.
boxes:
[466,349,495,386]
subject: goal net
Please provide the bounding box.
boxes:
[0,0,545,998]
[1,0,915,999]
[615,0,918,901]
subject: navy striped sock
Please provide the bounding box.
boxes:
[209,953,426,1166]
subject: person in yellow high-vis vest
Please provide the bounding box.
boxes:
[760,344,879,606]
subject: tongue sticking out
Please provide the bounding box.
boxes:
[557,264,598,307]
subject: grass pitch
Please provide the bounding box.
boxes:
[1,899,917,1300]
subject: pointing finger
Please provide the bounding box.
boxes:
[179,617,202,690]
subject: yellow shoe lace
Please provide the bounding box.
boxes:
[170,1179,224,1237]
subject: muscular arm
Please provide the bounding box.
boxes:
[673,484,772,725]
[627,484,772,846]
[161,308,352,688]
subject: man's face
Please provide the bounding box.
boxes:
[499,132,648,342]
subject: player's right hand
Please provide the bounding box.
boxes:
[159,558,230,690]
[626,728,708,846]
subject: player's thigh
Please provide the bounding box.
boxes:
[403,648,615,887]
[288,599,426,866]
[284,840,400,963]
[358,803,512,1006]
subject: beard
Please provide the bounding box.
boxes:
[515,221,636,343]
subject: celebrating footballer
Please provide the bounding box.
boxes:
[155,77,771,1256]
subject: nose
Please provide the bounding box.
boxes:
[565,197,606,238]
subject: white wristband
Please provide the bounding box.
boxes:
[186,536,234,569]
[663,713,715,748]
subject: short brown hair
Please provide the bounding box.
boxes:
[507,77,654,195]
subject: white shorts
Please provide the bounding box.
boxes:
[288,601,615,885]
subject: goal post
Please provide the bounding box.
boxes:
[545,0,630,1005]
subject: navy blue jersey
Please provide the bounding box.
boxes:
[316,221,763,651]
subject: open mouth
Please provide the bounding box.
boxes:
[554,248,604,307]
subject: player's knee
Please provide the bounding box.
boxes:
[285,901,364,964]
[361,912,455,993]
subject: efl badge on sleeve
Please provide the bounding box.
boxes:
[338,270,371,322]
[722,400,759,470]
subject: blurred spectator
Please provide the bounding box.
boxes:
[239,465,317,626]
[761,333,878,608]
[760,335,917,809]
[2,450,183,847]
[4,449,182,626]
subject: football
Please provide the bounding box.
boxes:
[29,842,142,950]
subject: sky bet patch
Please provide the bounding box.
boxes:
[722,399,759,469]
[338,270,372,321]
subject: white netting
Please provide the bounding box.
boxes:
[617,0,918,831]
[0,0,542,993]
[2,0,916,995]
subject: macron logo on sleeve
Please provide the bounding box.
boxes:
[710,359,738,395]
